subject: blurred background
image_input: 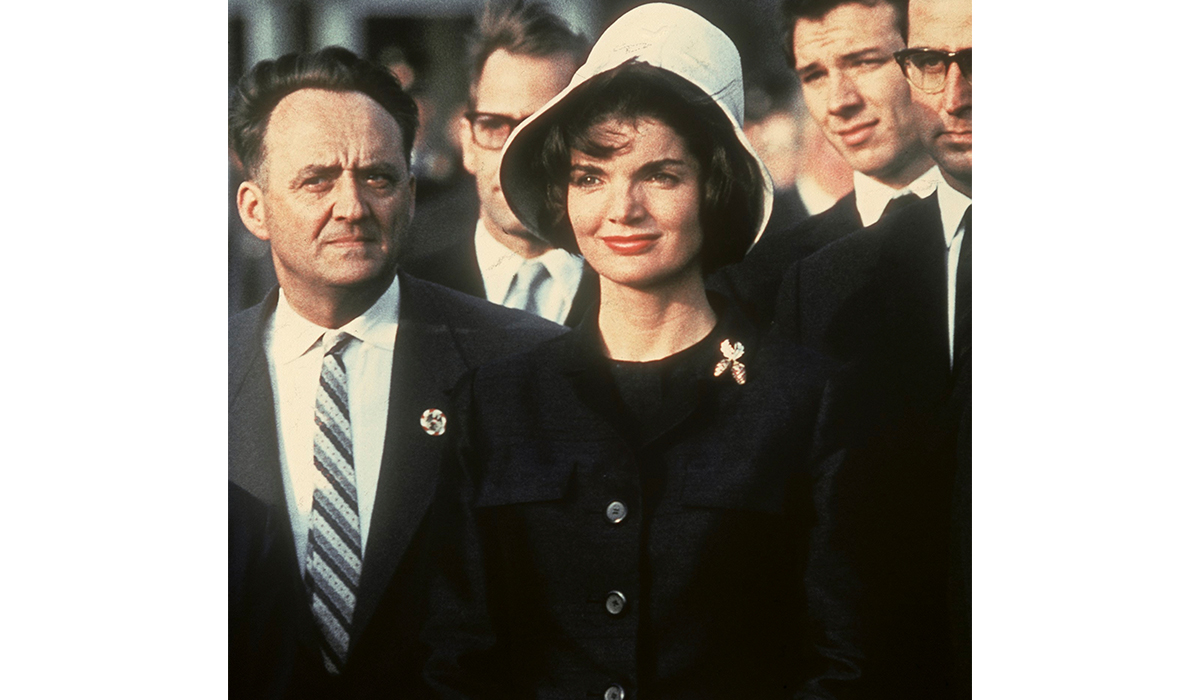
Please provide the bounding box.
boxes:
[228,0,854,313]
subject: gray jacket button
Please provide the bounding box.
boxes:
[606,500,627,523]
[605,590,627,616]
[604,684,625,700]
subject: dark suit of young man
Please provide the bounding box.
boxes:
[776,193,966,699]
[229,272,562,698]
[706,191,862,325]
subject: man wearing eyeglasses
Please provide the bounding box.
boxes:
[407,0,596,326]
[895,0,972,696]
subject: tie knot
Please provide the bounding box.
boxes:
[323,331,355,357]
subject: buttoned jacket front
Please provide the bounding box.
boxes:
[424,301,866,700]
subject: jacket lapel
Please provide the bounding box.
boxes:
[564,264,601,328]
[874,196,952,399]
[228,289,322,654]
[350,273,469,649]
[229,290,287,512]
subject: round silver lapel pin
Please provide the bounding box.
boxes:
[420,408,447,436]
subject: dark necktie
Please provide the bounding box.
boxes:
[881,192,922,220]
[953,206,972,367]
[305,332,361,675]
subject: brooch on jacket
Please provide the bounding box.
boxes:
[713,339,747,385]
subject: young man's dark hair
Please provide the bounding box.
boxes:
[534,62,762,275]
[229,46,419,180]
[780,0,909,67]
[466,0,589,104]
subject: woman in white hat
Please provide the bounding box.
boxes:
[423,5,863,697]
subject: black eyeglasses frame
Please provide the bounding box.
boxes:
[892,48,972,94]
[463,110,531,151]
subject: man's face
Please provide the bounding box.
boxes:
[908,0,972,193]
[462,49,576,240]
[792,2,929,187]
[238,89,415,303]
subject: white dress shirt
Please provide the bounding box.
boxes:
[935,181,973,365]
[474,220,584,325]
[263,277,399,574]
[853,166,942,227]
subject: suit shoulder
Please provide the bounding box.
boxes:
[229,295,274,358]
[417,277,556,329]
[467,331,571,406]
[406,237,471,280]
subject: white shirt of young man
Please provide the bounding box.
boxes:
[853,165,942,227]
[263,277,399,574]
[474,220,583,325]
[936,181,972,366]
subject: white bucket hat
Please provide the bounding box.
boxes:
[498,2,774,251]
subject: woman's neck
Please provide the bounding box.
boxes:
[597,273,717,362]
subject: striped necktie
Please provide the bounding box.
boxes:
[305,331,361,675]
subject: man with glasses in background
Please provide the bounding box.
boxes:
[407,0,596,325]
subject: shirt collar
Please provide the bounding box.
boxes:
[935,178,973,248]
[272,276,400,363]
[853,165,941,227]
[474,219,584,300]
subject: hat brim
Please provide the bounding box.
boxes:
[499,62,774,252]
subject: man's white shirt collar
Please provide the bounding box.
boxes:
[474,220,583,306]
[853,165,941,227]
[935,179,973,247]
[273,275,400,363]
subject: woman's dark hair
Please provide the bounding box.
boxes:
[229,46,419,181]
[534,62,762,274]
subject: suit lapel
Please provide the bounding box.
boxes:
[565,264,600,328]
[350,273,469,650]
[875,196,952,398]
[460,237,488,299]
[228,290,322,655]
[229,291,287,514]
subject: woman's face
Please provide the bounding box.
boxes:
[567,116,704,290]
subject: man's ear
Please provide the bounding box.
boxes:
[459,116,480,176]
[237,180,269,241]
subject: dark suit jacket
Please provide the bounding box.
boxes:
[707,192,861,327]
[776,195,968,699]
[761,186,811,239]
[423,300,867,699]
[405,232,601,327]
[229,272,565,699]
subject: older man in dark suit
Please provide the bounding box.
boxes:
[227,47,562,698]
